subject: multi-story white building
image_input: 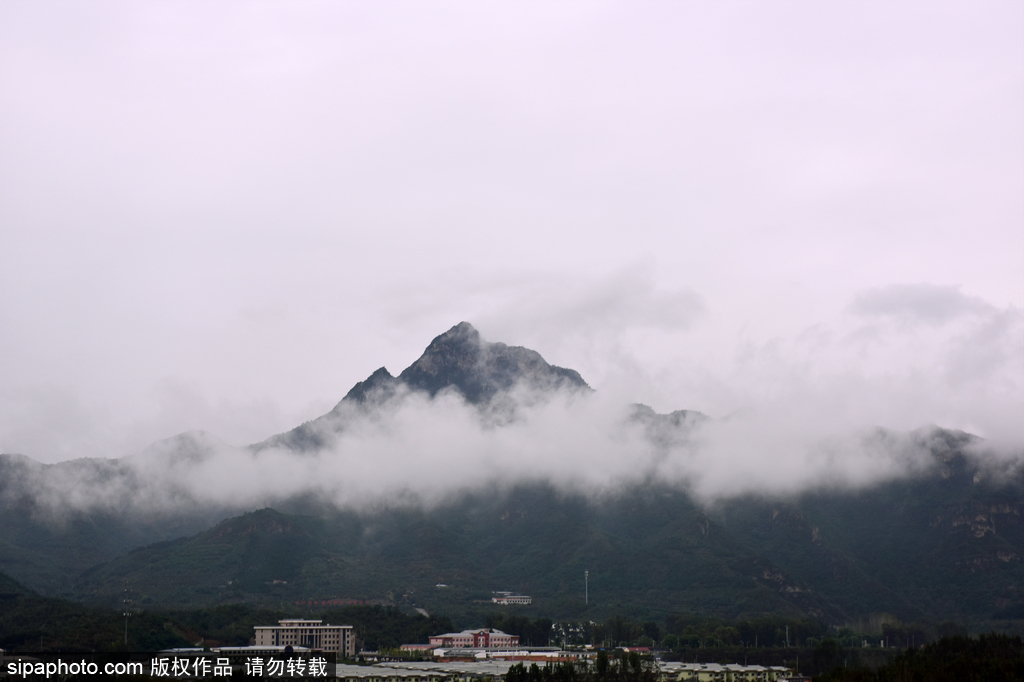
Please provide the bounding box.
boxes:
[253,619,355,657]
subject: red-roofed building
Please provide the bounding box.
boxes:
[429,628,519,648]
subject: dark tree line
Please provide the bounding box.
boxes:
[486,614,554,647]
[664,613,827,649]
[0,595,453,653]
[0,594,194,651]
[816,634,1024,682]
[321,605,453,651]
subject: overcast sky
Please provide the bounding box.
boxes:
[2,0,1021,465]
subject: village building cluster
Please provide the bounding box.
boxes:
[140,620,801,682]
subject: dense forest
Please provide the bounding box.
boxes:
[815,633,1024,681]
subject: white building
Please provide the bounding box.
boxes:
[491,595,532,605]
[253,619,355,657]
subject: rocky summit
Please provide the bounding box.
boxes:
[257,322,589,451]
[332,322,588,407]
[396,322,589,403]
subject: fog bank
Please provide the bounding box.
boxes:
[7,381,1019,519]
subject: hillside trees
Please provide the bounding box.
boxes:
[321,605,453,650]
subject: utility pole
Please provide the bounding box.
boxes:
[123,583,132,647]
[585,571,588,605]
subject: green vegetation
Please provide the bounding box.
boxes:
[715,433,1024,625]
[485,614,554,647]
[0,592,448,653]
[817,633,1024,681]
[51,466,1022,635]
[0,593,193,652]
[1,429,1021,637]
[318,605,453,650]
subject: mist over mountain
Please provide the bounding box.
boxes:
[1,322,1021,627]
[46,457,1024,626]
[5,322,1003,517]
[258,322,591,452]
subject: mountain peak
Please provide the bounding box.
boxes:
[256,323,590,450]
[416,322,485,369]
[398,322,589,403]
[341,366,397,404]
[437,321,480,342]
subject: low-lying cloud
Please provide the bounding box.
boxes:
[6,378,1019,522]
[3,282,1021,519]
[849,283,994,325]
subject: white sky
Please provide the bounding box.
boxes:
[1,1,1022,464]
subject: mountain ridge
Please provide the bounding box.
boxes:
[61,457,1024,627]
[0,322,1020,631]
[256,322,591,451]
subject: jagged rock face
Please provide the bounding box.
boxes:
[255,322,589,451]
[397,322,589,403]
[341,367,399,404]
